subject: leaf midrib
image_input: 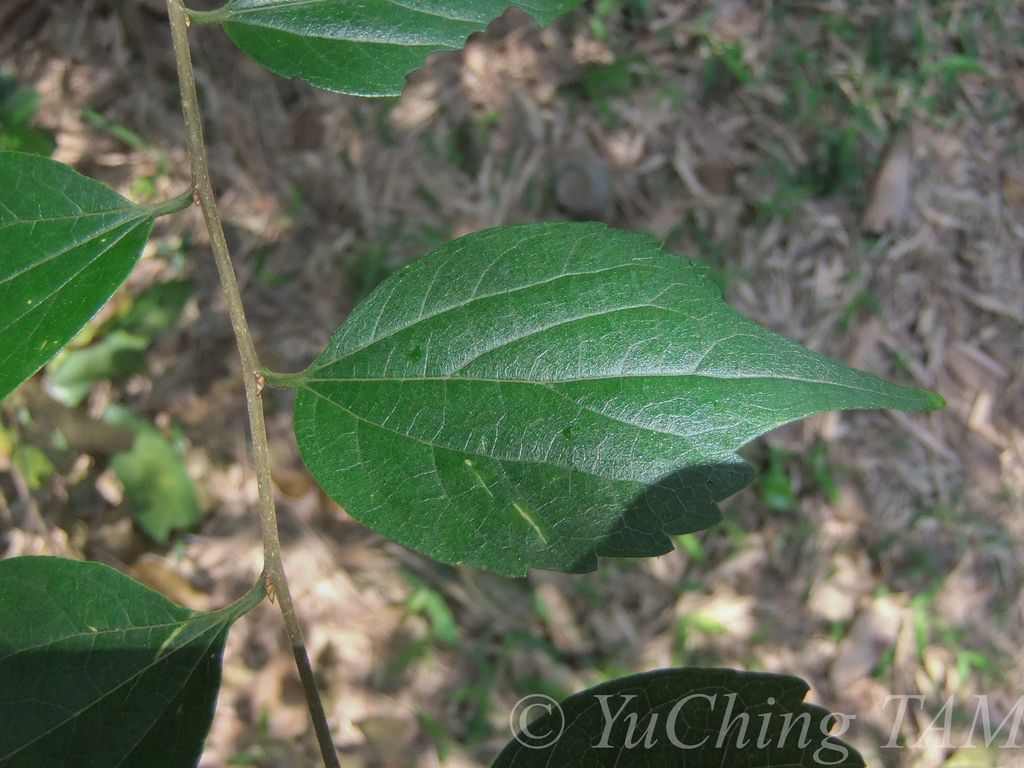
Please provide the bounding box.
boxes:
[302,371,890,391]
[0,211,148,285]
[0,206,147,229]
[1,618,197,657]
[303,384,707,469]
[301,369,900,465]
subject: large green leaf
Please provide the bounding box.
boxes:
[493,668,863,767]
[0,556,264,768]
[286,223,943,576]
[0,152,191,402]
[192,0,583,97]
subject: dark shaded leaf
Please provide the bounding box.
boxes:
[0,556,264,768]
[493,668,864,767]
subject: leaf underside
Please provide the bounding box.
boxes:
[0,556,263,768]
[0,152,157,402]
[207,0,583,96]
[293,222,943,577]
[492,668,864,768]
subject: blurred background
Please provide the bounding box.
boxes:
[1,0,1022,765]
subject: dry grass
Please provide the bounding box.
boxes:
[2,0,1024,766]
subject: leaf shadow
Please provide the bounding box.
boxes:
[586,458,755,568]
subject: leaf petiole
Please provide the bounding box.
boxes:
[141,186,196,219]
[259,367,312,390]
[185,1,236,26]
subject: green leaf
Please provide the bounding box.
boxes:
[104,404,204,543]
[115,279,194,343]
[46,280,193,407]
[0,125,56,157]
[46,331,150,407]
[289,223,942,577]
[12,443,55,490]
[195,0,583,97]
[0,556,264,768]
[492,668,863,767]
[0,152,191,403]
[0,79,42,127]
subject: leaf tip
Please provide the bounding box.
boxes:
[908,388,946,412]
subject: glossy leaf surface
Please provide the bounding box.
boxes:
[0,152,189,402]
[492,668,863,767]
[199,0,582,96]
[291,222,943,576]
[0,556,264,768]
